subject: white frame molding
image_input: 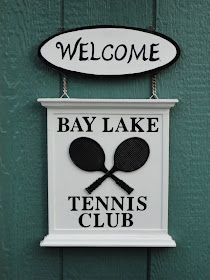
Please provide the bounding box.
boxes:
[38,98,178,247]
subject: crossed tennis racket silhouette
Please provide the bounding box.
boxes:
[69,137,150,194]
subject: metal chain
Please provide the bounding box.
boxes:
[60,72,158,99]
[148,22,158,99]
[60,76,70,98]
[150,74,158,99]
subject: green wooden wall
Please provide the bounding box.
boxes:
[0,1,209,279]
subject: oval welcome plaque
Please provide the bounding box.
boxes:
[39,26,180,76]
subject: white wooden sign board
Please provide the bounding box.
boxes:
[38,98,178,247]
[39,26,180,75]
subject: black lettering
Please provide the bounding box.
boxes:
[127,197,134,211]
[147,117,159,132]
[95,196,109,210]
[127,44,148,63]
[70,118,83,132]
[103,118,113,132]
[102,44,114,61]
[82,196,94,210]
[90,42,100,60]
[149,43,159,61]
[115,44,127,60]
[107,213,119,228]
[56,37,82,59]
[83,116,96,132]
[115,118,128,132]
[122,213,133,227]
[68,196,80,211]
[57,117,69,132]
[137,196,147,211]
[79,43,89,61]
[131,117,144,132]
[79,213,91,227]
[111,196,124,211]
[94,213,105,227]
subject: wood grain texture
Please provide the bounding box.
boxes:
[150,1,210,279]
[0,1,62,279]
[63,247,147,280]
[63,0,153,279]
[1,0,210,279]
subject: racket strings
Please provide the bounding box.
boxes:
[70,138,105,171]
[115,138,150,171]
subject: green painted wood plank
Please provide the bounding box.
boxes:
[63,1,153,280]
[0,1,62,279]
[150,1,210,279]
[63,248,148,280]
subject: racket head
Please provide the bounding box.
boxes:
[114,137,150,172]
[69,137,105,172]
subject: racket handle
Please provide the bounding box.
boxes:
[86,170,113,194]
[110,175,134,194]
[86,176,106,194]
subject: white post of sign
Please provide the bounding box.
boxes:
[38,98,178,247]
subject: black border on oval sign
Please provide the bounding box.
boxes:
[38,25,181,76]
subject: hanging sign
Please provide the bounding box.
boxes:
[39,26,180,75]
[38,98,178,247]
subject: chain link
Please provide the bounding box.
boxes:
[60,76,70,98]
[150,74,158,99]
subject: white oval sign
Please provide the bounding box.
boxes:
[39,26,180,76]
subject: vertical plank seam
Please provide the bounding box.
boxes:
[60,0,64,279]
[59,0,65,97]
[60,247,64,280]
[61,0,64,30]
[148,0,157,278]
[150,0,157,98]
[59,0,65,98]
[147,248,151,280]
[152,0,157,29]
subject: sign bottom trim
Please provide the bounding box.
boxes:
[40,233,176,247]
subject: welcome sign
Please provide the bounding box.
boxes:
[38,99,178,247]
[39,26,180,75]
